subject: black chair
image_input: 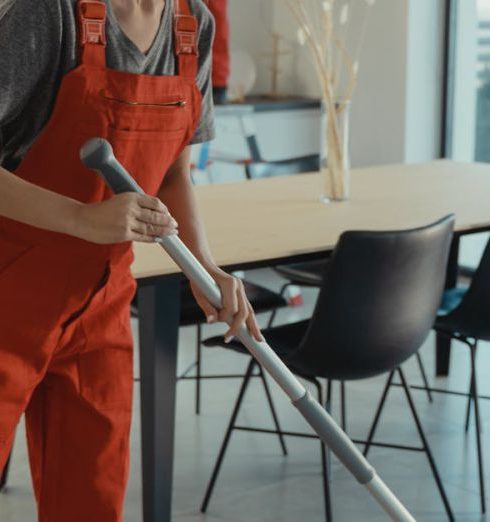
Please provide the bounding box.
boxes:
[200,216,455,521]
[430,237,490,514]
[245,154,319,180]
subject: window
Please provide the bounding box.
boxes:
[475,1,490,160]
[445,0,490,161]
[444,0,490,268]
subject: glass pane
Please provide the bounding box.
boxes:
[446,0,490,267]
[476,0,490,161]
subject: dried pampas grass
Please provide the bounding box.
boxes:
[286,0,375,200]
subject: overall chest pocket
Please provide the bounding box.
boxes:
[100,89,190,134]
[108,125,187,143]
[106,122,189,196]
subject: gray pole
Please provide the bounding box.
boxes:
[80,138,417,522]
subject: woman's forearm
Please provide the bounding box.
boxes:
[0,165,83,235]
[157,149,220,274]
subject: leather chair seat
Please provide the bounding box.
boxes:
[274,259,329,287]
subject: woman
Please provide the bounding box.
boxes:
[0,0,263,520]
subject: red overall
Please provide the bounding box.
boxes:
[0,1,201,520]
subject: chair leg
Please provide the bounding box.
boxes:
[0,448,12,492]
[312,379,333,522]
[465,345,483,434]
[200,359,256,513]
[325,379,333,481]
[266,282,290,328]
[326,379,332,412]
[398,368,455,522]
[257,364,288,456]
[465,374,474,432]
[469,342,486,514]
[415,352,433,403]
[195,324,203,415]
[340,381,347,432]
[363,370,395,457]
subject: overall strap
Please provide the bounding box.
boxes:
[77,0,107,67]
[173,0,198,79]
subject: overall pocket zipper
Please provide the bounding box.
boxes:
[99,91,187,108]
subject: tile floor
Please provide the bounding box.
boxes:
[1,267,489,522]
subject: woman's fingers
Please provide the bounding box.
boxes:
[136,195,177,223]
[137,194,167,212]
[137,207,177,228]
[131,196,178,238]
[190,271,264,343]
[245,302,264,342]
[82,193,179,244]
[131,220,178,239]
[190,283,219,323]
[218,276,239,323]
[223,279,250,342]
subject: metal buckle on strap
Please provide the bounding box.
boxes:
[78,0,107,46]
[174,14,198,55]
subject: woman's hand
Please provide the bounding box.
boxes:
[190,268,264,343]
[74,193,178,244]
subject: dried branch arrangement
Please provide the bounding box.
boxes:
[285,0,375,200]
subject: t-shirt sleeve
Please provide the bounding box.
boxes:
[190,2,216,145]
[0,0,58,127]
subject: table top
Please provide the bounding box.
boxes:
[132,160,490,279]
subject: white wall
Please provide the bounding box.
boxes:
[270,1,318,98]
[228,0,275,96]
[348,0,410,166]
[228,0,447,168]
[279,0,446,166]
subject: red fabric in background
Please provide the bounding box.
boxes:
[206,0,230,88]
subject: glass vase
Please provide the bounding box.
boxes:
[319,99,351,203]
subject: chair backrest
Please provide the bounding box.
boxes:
[444,236,490,339]
[297,215,455,380]
[245,154,320,180]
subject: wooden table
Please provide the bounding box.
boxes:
[133,160,490,522]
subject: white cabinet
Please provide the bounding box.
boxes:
[192,99,321,185]
[252,109,321,161]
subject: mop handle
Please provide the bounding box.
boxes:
[80,138,416,522]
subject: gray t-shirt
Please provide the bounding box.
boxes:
[0,0,216,170]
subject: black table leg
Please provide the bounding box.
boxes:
[138,275,181,522]
[436,235,460,376]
